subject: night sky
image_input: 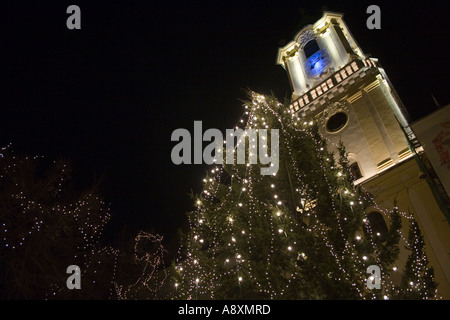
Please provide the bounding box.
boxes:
[2,1,450,244]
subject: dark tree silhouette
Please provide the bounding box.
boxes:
[0,146,117,299]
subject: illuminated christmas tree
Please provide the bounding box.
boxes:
[0,146,118,299]
[395,219,438,299]
[172,91,439,300]
[0,146,174,300]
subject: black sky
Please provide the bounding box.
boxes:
[2,1,450,243]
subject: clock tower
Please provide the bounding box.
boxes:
[277,11,450,298]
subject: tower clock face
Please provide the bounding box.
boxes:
[304,49,331,78]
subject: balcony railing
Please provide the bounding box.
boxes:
[289,58,379,115]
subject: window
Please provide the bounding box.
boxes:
[303,39,320,58]
[349,162,363,180]
[365,212,389,242]
[326,112,348,132]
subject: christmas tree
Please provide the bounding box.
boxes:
[0,145,171,300]
[0,146,118,299]
[172,91,439,300]
[395,219,438,299]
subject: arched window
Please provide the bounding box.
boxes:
[347,153,363,181]
[349,162,363,180]
[365,212,389,242]
[303,39,320,58]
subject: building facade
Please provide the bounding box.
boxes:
[277,12,450,298]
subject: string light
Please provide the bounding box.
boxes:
[114,232,167,300]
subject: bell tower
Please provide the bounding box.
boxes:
[277,11,450,298]
[276,12,414,183]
